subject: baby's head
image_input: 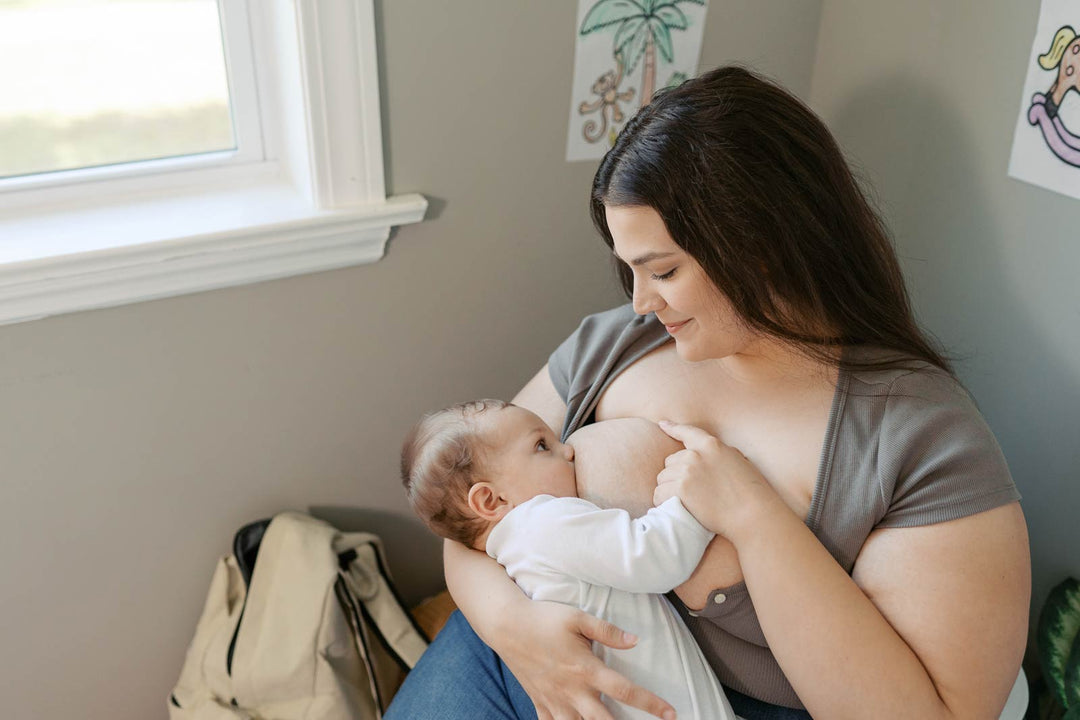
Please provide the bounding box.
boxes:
[401,399,576,550]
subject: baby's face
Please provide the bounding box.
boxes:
[477,405,577,505]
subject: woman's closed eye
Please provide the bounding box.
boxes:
[651,267,677,281]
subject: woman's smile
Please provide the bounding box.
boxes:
[605,204,755,362]
[662,318,691,334]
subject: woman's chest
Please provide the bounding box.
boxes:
[593,345,836,519]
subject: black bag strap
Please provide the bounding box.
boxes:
[335,575,387,716]
[233,518,271,588]
[225,518,272,678]
[336,545,429,671]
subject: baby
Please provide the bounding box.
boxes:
[401,399,735,720]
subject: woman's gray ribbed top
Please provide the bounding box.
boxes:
[548,304,1021,709]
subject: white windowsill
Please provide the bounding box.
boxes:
[0,0,420,327]
[0,182,428,326]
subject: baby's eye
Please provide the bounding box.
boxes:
[536,439,549,451]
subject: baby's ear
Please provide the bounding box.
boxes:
[467,482,508,521]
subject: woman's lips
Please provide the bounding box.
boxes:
[663,319,690,334]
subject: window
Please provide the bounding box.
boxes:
[0,0,426,326]
[0,0,250,182]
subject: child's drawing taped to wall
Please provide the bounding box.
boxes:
[566,0,708,163]
[1009,0,1080,199]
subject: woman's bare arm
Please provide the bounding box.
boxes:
[739,501,1029,719]
[511,363,569,432]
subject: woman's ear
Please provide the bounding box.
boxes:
[467,482,509,521]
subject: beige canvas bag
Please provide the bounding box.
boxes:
[169,512,429,720]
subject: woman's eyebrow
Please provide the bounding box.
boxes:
[612,250,677,266]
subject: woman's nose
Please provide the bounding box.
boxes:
[632,280,662,315]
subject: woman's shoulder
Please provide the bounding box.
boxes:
[842,345,965,404]
[836,348,1019,528]
[548,304,667,400]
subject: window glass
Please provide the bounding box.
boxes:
[0,0,234,180]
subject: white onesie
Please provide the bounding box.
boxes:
[486,495,736,720]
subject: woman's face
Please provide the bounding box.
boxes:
[605,204,755,362]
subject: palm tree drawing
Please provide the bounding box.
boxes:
[580,0,706,108]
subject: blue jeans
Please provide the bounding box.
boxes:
[386,611,813,720]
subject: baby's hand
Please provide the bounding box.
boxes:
[653,420,779,540]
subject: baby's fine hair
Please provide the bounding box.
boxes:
[401,398,509,548]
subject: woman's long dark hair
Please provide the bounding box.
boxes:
[591,65,951,374]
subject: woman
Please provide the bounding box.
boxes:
[388,66,1030,720]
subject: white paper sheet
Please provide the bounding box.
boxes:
[565,0,708,163]
[1008,0,1080,199]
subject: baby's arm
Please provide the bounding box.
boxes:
[562,416,735,601]
[499,495,714,594]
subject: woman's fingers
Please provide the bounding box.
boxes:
[552,710,584,720]
[528,682,596,720]
[576,694,617,720]
[509,606,673,720]
[576,613,638,649]
[660,423,746,472]
[657,419,715,449]
[586,663,676,720]
[547,682,612,720]
[570,615,674,718]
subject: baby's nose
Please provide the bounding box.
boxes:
[564,444,575,461]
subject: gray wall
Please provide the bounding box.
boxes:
[809,0,1080,646]
[0,2,822,718]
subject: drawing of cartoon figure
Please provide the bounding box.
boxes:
[575,0,705,146]
[579,59,635,143]
[1028,25,1080,166]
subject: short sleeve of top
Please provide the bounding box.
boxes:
[548,304,669,440]
[870,366,1020,528]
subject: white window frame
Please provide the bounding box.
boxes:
[0,0,427,326]
[0,0,264,194]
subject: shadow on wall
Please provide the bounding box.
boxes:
[826,74,1080,662]
[310,505,446,607]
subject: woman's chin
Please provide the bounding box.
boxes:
[673,341,706,362]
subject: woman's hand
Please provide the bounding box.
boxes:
[497,600,675,720]
[653,420,786,540]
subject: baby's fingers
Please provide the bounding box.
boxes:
[663,448,697,468]
[653,481,678,508]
